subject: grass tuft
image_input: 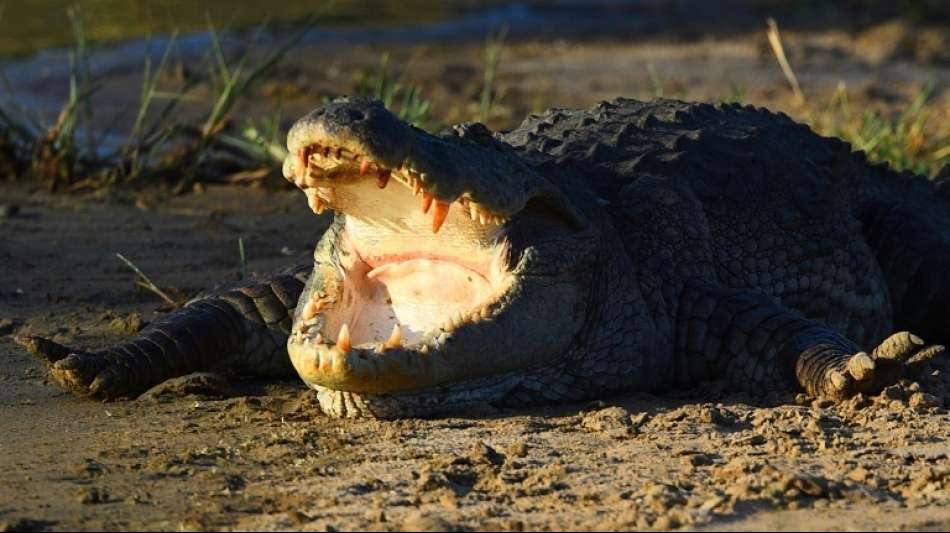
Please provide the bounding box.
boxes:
[478,25,507,124]
[807,82,948,177]
[354,53,434,130]
[0,9,319,190]
[763,18,947,177]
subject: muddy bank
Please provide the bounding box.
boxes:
[1,183,949,532]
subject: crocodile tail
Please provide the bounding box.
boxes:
[853,152,950,345]
[20,266,309,399]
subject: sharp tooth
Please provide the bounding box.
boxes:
[385,324,402,349]
[303,300,319,320]
[337,323,351,352]
[412,179,422,196]
[469,203,478,221]
[419,344,429,354]
[376,169,390,189]
[295,146,311,180]
[432,200,451,233]
[314,333,324,345]
[308,194,325,215]
[360,159,372,176]
[456,311,466,327]
[421,192,434,214]
[479,211,488,225]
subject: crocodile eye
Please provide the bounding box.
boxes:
[347,109,365,121]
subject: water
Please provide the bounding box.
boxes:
[0,0,726,140]
[0,0,504,58]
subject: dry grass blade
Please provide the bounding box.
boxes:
[238,237,247,280]
[766,17,805,106]
[226,167,272,183]
[479,25,507,124]
[115,252,180,308]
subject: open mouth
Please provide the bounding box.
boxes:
[284,142,516,392]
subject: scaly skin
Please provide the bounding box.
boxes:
[21,97,947,418]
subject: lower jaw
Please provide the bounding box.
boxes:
[307,372,526,419]
[286,282,512,395]
[287,227,513,394]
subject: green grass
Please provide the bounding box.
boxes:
[478,25,507,124]
[806,83,949,177]
[763,18,948,178]
[0,1,507,58]
[0,8,317,190]
[353,53,434,130]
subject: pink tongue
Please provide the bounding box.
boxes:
[367,259,492,328]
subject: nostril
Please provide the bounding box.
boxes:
[347,109,365,121]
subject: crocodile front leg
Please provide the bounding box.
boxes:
[18,267,309,400]
[675,280,944,400]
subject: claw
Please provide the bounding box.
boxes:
[46,352,114,398]
[847,352,875,381]
[873,331,924,361]
[14,334,71,365]
[905,344,946,378]
[906,344,944,366]
[828,368,848,391]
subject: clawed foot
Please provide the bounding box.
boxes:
[824,332,944,400]
[15,335,127,399]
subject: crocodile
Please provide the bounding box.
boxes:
[21,96,947,418]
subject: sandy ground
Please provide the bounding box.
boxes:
[2,20,950,532]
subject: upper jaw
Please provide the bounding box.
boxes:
[282,140,512,234]
[284,97,584,226]
[286,97,414,170]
